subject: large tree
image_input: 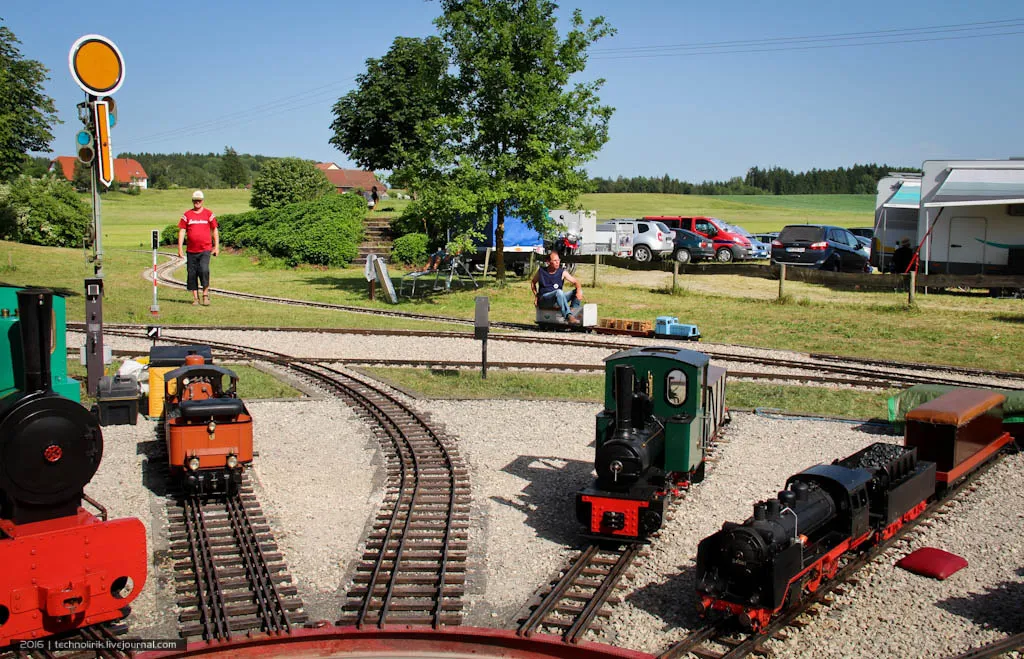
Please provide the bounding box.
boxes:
[0,24,60,182]
[330,0,614,282]
[220,146,248,188]
[249,158,334,210]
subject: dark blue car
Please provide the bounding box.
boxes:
[672,228,716,264]
[770,224,870,272]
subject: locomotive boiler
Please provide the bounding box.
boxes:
[576,346,727,542]
[0,287,147,647]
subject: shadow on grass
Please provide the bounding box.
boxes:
[490,453,595,546]
[305,274,479,306]
[993,314,1024,324]
[0,282,80,298]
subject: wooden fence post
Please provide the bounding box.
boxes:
[778,263,787,299]
[528,251,535,277]
[672,261,679,293]
[483,248,492,277]
[908,271,916,305]
[592,255,600,287]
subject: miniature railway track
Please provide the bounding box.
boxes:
[517,544,641,643]
[168,474,306,641]
[946,632,1024,659]
[77,317,1024,392]
[658,450,1012,659]
[105,329,471,628]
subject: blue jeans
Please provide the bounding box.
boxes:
[539,289,579,318]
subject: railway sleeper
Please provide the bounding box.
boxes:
[177,584,299,608]
[352,573,466,585]
[171,542,279,561]
[366,540,468,551]
[178,598,305,622]
[179,611,308,639]
[552,603,613,618]
[347,585,465,598]
[173,563,291,584]
[361,549,468,561]
[175,573,295,595]
[170,535,276,552]
[356,562,466,574]
[341,599,462,612]
[336,613,463,627]
[174,551,285,572]
[368,529,468,540]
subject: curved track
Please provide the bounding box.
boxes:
[108,330,470,629]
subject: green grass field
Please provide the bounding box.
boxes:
[577,193,874,233]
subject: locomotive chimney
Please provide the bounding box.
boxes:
[613,364,636,439]
[17,288,53,394]
[767,499,781,519]
[753,503,767,521]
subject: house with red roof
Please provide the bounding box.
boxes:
[49,156,149,189]
[316,163,386,196]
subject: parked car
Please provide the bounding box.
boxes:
[752,232,779,244]
[672,228,715,264]
[644,216,751,262]
[771,224,870,272]
[598,219,674,262]
[848,227,874,239]
[722,223,769,259]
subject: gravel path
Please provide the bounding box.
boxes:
[246,399,382,625]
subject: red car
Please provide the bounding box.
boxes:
[644,216,752,262]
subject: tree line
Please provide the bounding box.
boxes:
[115,148,273,189]
[591,163,921,196]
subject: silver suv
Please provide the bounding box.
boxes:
[597,219,675,262]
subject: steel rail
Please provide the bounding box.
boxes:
[564,545,641,644]
[225,494,292,635]
[182,496,231,641]
[518,544,601,637]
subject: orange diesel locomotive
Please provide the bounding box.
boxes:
[163,353,252,495]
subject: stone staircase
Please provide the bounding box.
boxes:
[355,216,393,264]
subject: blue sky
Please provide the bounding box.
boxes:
[6,0,1024,182]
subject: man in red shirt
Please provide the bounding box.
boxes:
[177,190,220,306]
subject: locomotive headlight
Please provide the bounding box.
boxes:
[226,454,238,469]
[207,421,217,434]
[187,457,201,472]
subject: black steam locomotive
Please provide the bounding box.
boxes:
[695,442,936,631]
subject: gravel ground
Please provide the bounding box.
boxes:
[246,398,382,624]
[86,418,177,639]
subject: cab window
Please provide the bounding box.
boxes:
[665,369,688,406]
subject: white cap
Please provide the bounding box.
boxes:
[192,190,204,200]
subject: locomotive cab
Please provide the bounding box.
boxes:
[164,355,252,495]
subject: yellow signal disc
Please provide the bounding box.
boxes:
[69,35,125,95]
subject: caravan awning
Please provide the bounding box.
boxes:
[923,167,1024,207]
[882,180,920,209]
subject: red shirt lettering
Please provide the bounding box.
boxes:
[178,208,218,253]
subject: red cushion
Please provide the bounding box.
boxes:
[896,547,968,580]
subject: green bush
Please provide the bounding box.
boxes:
[249,158,334,210]
[0,175,91,247]
[161,223,180,246]
[390,232,429,265]
[219,193,365,266]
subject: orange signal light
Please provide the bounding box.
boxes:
[93,101,114,187]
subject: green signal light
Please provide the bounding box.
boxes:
[76,130,93,146]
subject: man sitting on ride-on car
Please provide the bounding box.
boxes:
[531,250,584,324]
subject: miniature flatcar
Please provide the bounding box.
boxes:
[164,353,253,495]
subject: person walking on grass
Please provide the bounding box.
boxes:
[177,190,219,306]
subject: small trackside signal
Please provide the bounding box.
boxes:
[151,230,160,251]
[76,130,95,165]
[93,101,114,187]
